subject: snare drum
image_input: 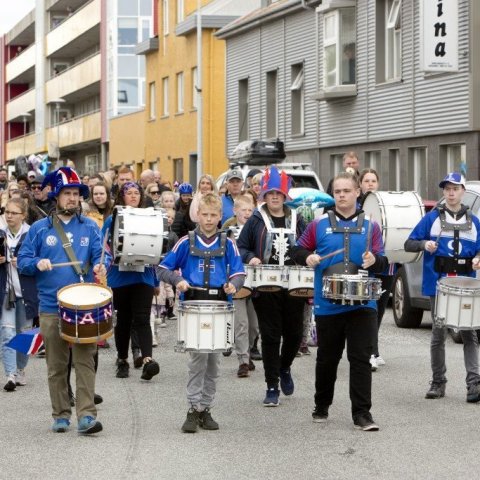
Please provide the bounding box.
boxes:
[435,277,480,330]
[234,265,254,299]
[58,283,114,344]
[255,265,286,292]
[322,274,382,304]
[175,300,234,352]
[287,266,315,298]
[112,206,167,270]
[362,191,425,264]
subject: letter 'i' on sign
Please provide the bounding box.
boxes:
[420,0,458,72]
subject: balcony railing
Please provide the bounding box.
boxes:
[6,132,37,160]
[6,88,35,122]
[46,110,101,148]
[6,44,36,83]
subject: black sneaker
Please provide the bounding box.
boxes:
[466,383,480,403]
[182,408,200,433]
[250,346,262,361]
[354,413,379,431]
[133,349,143,369]
[198,408,219,430]
[280,368,294,396]
[425,381,446,399]
[312,405,329,423]
[3,374,16,392]
[248,359,256,371]
[222,350,232,357]
[116,360,130,378]
[94,393,103,405]
[141,359,160,380]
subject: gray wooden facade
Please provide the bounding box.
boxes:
[217,0,480,199]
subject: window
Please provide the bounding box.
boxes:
[330,154,344,176]
[239,79,249,142]
[192,67,199,109]
[174,158,184,183]
[376,0,402,82]
[291,64,304,135]
[365,151,381,170]
[118,79,138,106]
[162,77,169,116]
[323,7,356,88]
[388,149,401,190]
[163,0,169,36]
[118,18,138,46]
[439,144,466,176]
[408,147,427,197]
[177,0,184,23]
[176,72,184,113]
[266,70,278,139]
[149,82,156,120]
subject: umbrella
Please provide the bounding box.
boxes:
[6,327,44,355]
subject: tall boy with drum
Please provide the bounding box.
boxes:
[158,193,245,432]
[405,172,480,402]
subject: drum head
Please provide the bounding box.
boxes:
[58,283,112,309]
[438,277,480,290]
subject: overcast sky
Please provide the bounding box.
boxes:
[0,0,36,34]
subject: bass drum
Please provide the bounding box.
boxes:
[362,191,425,264]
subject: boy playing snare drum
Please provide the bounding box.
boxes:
[405,172,480,402]
[158,193,245,432]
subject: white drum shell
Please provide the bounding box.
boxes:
[435,277,480,330]
[362,191,425,264]
[113,207,167,267]
[176,301,234,352]
[255,265,286,292]
[287,266,315,297]
[233,265,254,299]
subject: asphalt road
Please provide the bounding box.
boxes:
[2,308,480,480]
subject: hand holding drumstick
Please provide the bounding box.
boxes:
[306,248,345,268]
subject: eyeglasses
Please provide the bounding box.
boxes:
[31,185,42,190]
[150,190,160,195]
[5,210,23,216]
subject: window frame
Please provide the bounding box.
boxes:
[176,71,184,113]
[266,70,278,139]
[162,76,169,117]
[290,63,305,136]
[149,81,156,120]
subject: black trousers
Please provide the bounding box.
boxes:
[252,290,305,388]
[113,283,154,360]
[315,308,377,419]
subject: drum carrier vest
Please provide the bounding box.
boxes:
[324,210,366,276]
[434,205,474,274]
[184,231,228,301]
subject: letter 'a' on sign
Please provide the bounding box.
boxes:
[420,0,459,72]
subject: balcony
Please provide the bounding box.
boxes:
[6,133,38,160]
[46,53,101,103]
[6,89,36,122]
[46,0,100,57]
[46,110,101,149]
[6,44,36,83]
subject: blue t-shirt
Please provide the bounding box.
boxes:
[407,208,480,296]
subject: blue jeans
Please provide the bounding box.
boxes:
[1,297,31,376]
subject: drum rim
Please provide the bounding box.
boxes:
[178,300,234,310]
[57,282,113,310]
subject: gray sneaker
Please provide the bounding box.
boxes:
[198,408,219,430]
[425,381,446,399]
[466,383,480,403]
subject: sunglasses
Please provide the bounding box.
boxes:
[150,190,160,194]
[31,185,42,190]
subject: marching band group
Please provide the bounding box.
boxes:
[2,156,480,435]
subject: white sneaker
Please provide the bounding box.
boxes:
[376,356,386,366]
[152,335,158,347]
[4,373,16,391]
[160,318,167,328]
[369,355,378,372]
[16,369,26,386]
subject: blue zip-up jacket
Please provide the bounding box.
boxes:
[17,215,110,314]
[102,215,159,288]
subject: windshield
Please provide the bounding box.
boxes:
[290,174,320,189]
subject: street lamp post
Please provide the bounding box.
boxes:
[53,98,65,167]
[20,112,32,156]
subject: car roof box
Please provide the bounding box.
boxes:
[229,139,286,166]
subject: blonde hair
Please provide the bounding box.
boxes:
[197,174,218,194]
[251,173,263,186]
[234,194,254,208]
[160,190,176,206]
[198,193,222,213]
[333,172,359,189]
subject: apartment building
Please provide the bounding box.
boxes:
[0,0,152,174]
[109,0,260,184]
[217,0,480,200]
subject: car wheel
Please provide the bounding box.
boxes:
[393,268,424,328]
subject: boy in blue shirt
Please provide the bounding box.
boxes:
[405,172,480,402]
[158,193,245,432]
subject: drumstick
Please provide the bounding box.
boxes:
[318,248,344,262]
[100,228,109,266]
[189,286,208,291]
[51,261,82,268]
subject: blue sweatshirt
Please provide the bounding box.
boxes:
[17,215,111,314]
